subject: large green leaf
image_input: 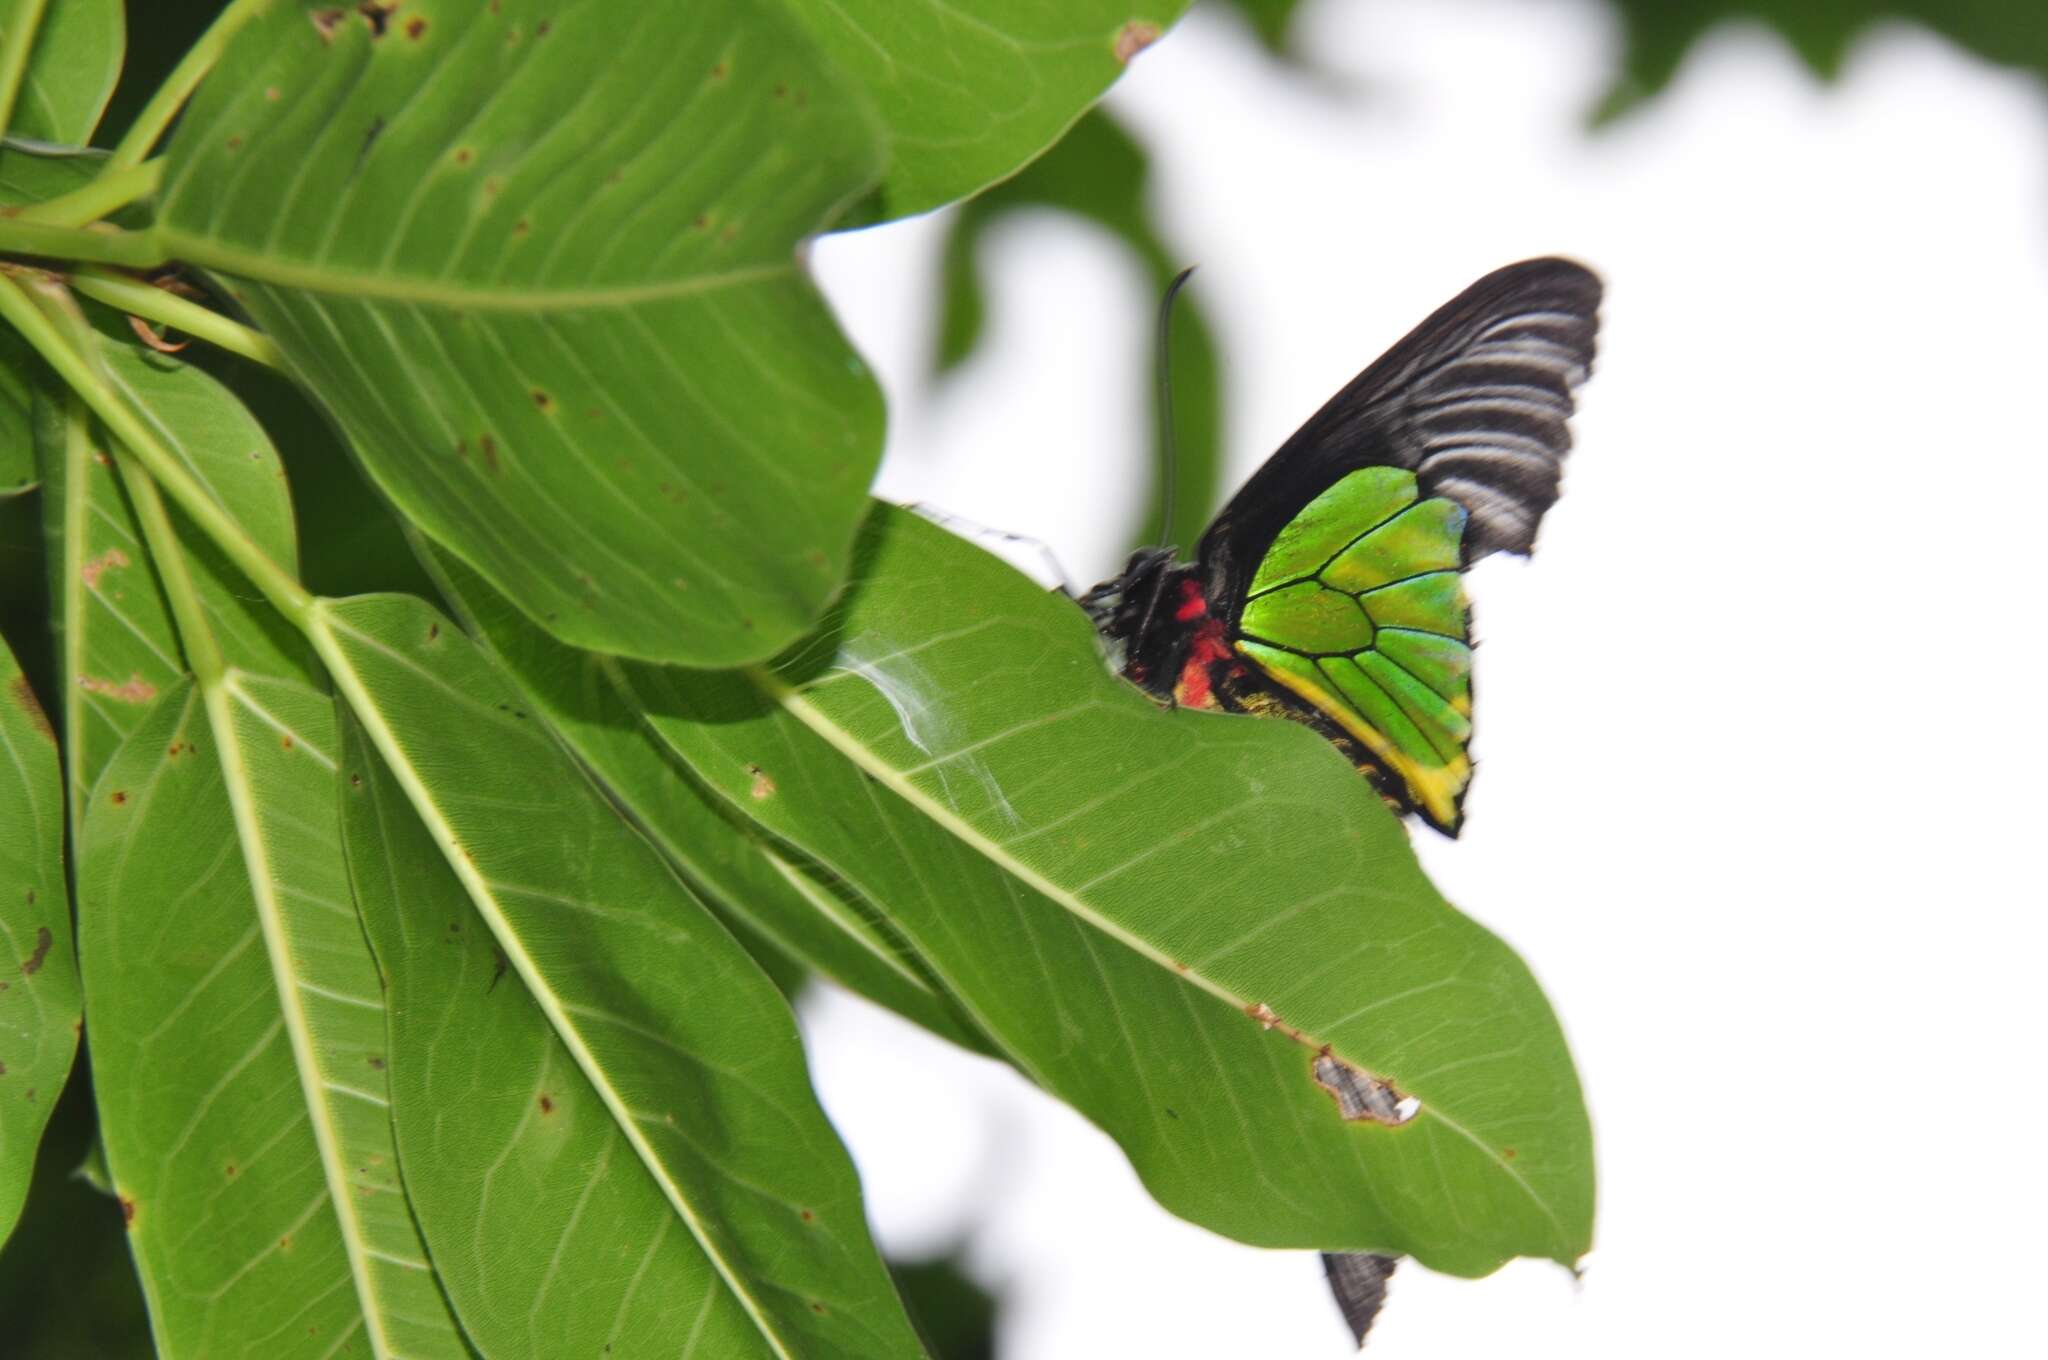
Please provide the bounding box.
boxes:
[636,507,1591,1275]
[423,544,995,1057]
[0,629,75,1247]
[317,591,927,1357]
[4,0,124,144]
[155,0,887,666]
[780,0,1190,220]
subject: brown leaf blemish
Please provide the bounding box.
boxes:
[404,15,427,39]
[80,546,130,589]
[1245,1001,1278,1029]
[311,7,346,41]
[79,672,157,705]
[538,1094,555,1115]
[21,926,51,976]
[280,734,294,750]
[453,147,473,167]
[426,622,440,641]
[109,790,127,807]
[479,435,499,472]
[531,389,554,412]
[1311,1048,1419,1126]
[1113,19,1161,63]
[120,1195,135,1226]
[225,1162,238,1178]
[367,1055,385,1070]
[9,673,52,743]
[800,1209,815,1222]
[747,764,775,800]
[356,1,396,37]
[265,86,281,101]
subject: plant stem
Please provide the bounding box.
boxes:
[70,265,283,370]
[11,158,164,227]
[0,217,165,268]
[0,0,49,142]
[105,0,270,173]
[0,273,314,628]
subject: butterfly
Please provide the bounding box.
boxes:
[1079,258,1601,837]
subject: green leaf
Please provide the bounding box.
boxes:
[77,681,465,1355]
[4,0,124,144]
[63,329,467,1353]
[155,0,888,666]
[422,543,997,1058]
[634,507,1592,1275]
[933,109,1223,551]
[0,629,75,1247]
[319,591,927,1357]
[1593,1,2048,123]
[781,0,1191,220]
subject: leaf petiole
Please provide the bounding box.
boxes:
[0,0,49,142]
[69,264,282,370]
[10,157,164,228]
[104,0,269,173]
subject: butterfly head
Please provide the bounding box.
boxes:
[1079,547,1201,695]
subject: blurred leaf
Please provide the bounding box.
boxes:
[1213,0,1309,55]
[890,1252,997,1360]
[4,0,124,144]
[424,543,998,1058]
[64,335,466,1353]
[780,0,1191,221]
[1595,1,2048,122]
[625,507,1593,1276]
[0,624,75,1247]
[934,110,1222,553]
[155,0,887,666]
[322,591,927,1357]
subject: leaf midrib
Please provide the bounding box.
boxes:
[155,225,795,311]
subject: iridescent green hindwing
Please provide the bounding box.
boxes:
[1236,467,1474,830]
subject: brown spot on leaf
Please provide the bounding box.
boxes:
[265,86,281,101]
[9,673,52,743]
[1502,1147,1518,1160]
[311,7,346,41]
[280,734,294,750]
[1113,20,1161,63]
[109,790,127,806]
[21,927,51,976]
[800,1209,814,1222]
[356,1,396,37]
[405,16,427,39]
[0,1059,7,1074]
[809,1302,827,1315]
[454,147,473,167]
[512,218,529,239]
[367,1055,385,1070]
[119,1196,135,1226]
[1311,1048,1418,1126]
[711,61,727,80]
[1245,1001,1278,1029]
[747,764,775,800]
[427,622,440,641]
[538,1094,555,1115]
[531,388,554,412]
[535,19,550,36]
[479,435,499,472]
[79,672,157,704]
[349,772,362,788]
[225,1162,237,1178]
[81,546,130,589]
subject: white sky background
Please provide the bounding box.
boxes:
[807,1,2048,1354]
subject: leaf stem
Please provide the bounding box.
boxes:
[69,265,283,370]
[0,0,49,142]
[11,158,164,227]
[0,217,166,268]
[0,273,314,628]
[105,0,269,173]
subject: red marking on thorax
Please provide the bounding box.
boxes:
[1173,578,1208,621]
[1174,611,1232,710]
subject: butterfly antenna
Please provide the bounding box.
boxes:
[1154,265,1198,552]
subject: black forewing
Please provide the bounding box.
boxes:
[1195,258,1601,615]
